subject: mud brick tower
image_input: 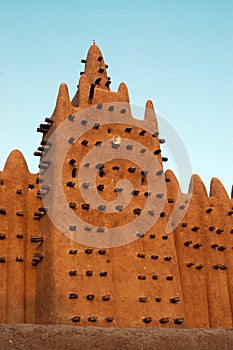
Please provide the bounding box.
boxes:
[0,42,233,328]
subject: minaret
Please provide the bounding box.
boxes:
[34,42,185,328]
[80,40,110,90]
[0,41,232,330]
[72,41,129,108]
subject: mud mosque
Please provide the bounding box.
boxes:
[0,42,232,328]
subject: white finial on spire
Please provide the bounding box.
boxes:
[93,39,96,45]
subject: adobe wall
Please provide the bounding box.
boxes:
[34,42,233,328]
[173,175,233,328]
[0,42,232,329]
[0,151,40,324]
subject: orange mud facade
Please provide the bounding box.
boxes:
[0,43,232,328]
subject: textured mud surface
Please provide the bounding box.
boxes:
[0,325,233,350]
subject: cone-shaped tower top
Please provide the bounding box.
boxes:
[82,41,110,91]
[72,41,115,107]
[52,83,72,124]
[3,150,29,175]
[189,174,208,197]
[210,177,229,199]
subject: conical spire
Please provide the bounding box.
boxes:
[3,150,29,175]
[81,41,110,91]
[210,177,229,200]
[52,83,72,124]
[144,100,158,130]
[72,41,112,107]
[189,174,208,197]
[117,82,129,102]
[55,83,71,111]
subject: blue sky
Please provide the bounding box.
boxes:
[0,0,232,195]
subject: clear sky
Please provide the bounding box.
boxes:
[0,0,232,195]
